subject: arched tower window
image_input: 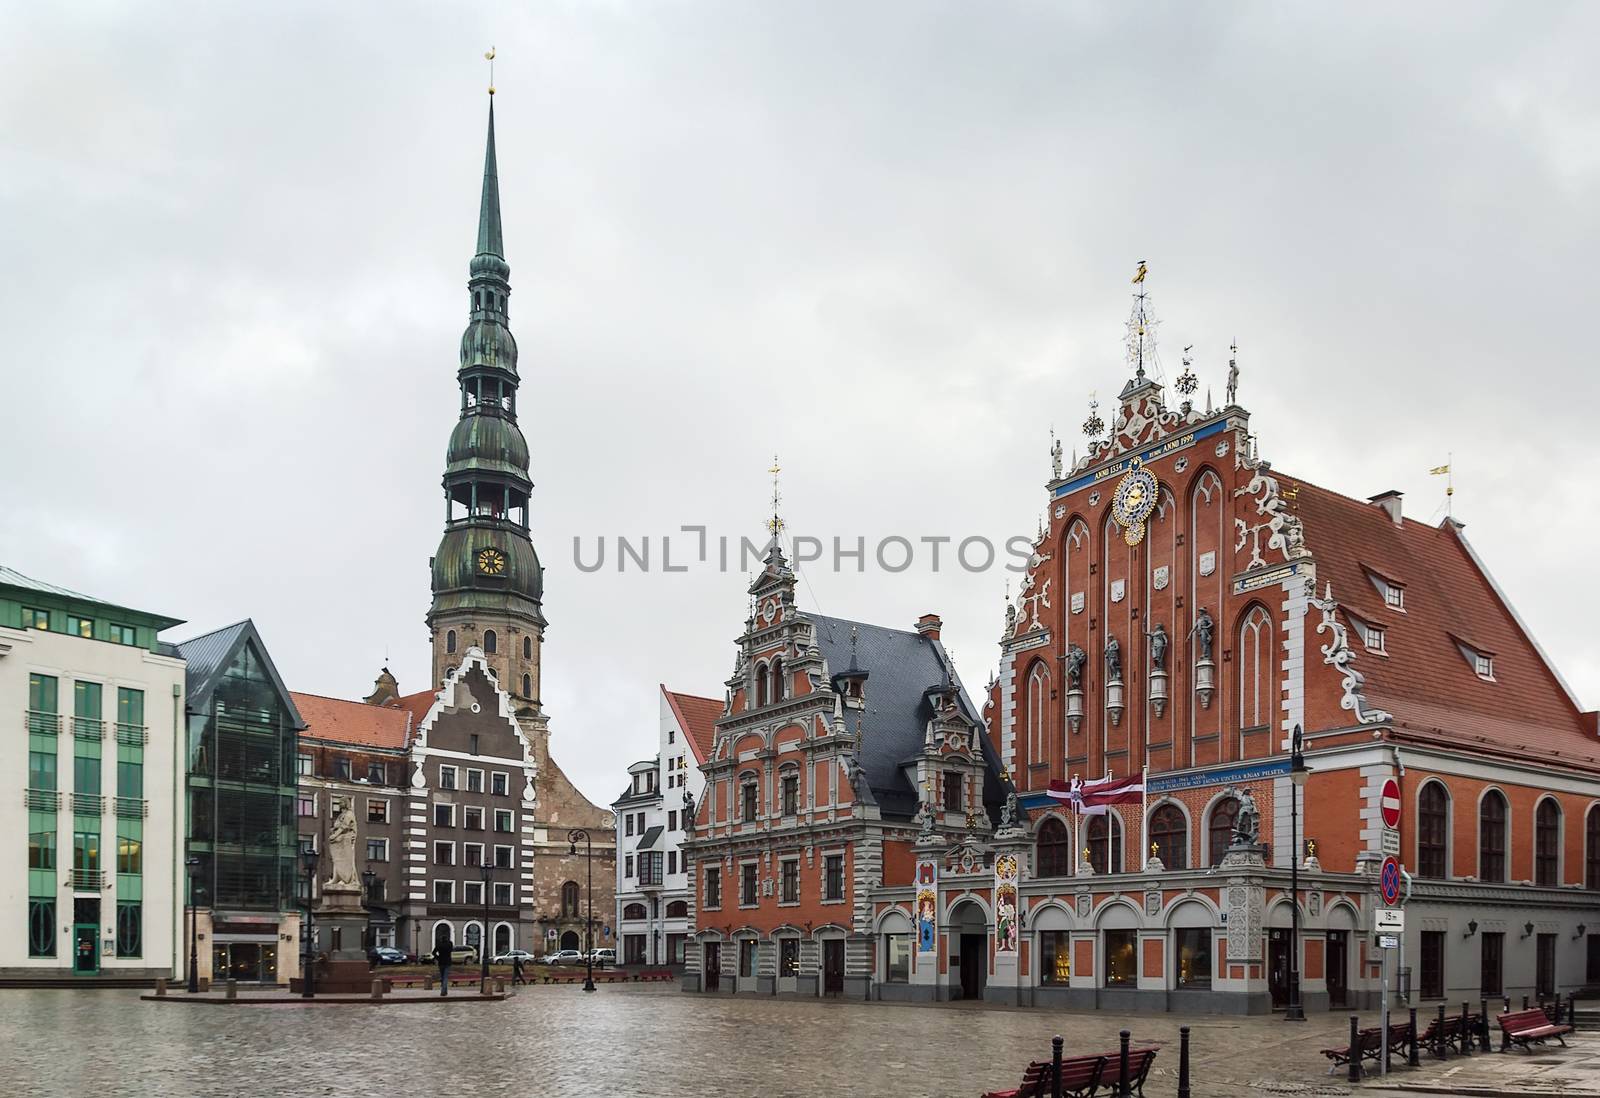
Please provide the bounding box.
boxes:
[521,673,531,697]
[1536,799,1562,886]
[1035,816,1071,878]
[1418,782,1449,879]
[523,636,532,659]
[771,657,784,702]
[484,629,497,655]
[1586,805,1600,891]
[1207,796,1240,866]
[1026,661,1050,768]
[1149,804,1188,870]
[1237,605,1273,735]
[446,630,457,654]
[1088,813,1123,875]
[561,881,580,917]
[754,663,768,709]
[1479,790,1507,882]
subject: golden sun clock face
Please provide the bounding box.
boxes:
[1110,464,1160,547]
[476,548,506,575]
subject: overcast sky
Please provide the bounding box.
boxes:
[3,2,1597,807]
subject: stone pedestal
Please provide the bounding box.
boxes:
[290,886,374,994]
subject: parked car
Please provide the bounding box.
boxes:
[422,946,478,965]
[544,949,585,965]
[588,948,616,967]
[493,949,535,964]
[369,946,408,966]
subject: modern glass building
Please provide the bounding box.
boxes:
[175,621,304,985]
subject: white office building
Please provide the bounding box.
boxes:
[612,687,715,968]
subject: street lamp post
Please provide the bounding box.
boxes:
[568,828,596,992]
[1286,724,1310,1023]
[185,855,202,993]
[300,847,319,999]
[480,861,493,986]
[361,867,378,963]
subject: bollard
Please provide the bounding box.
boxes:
[1177,1026,1192,1098]
[225,979,237,1001]
[1408,1007,1420,1067]
[1553,995,1563,1026]
[1118,1030,1131,1098]
[1050,1035,1063,1098]
[1480,999,1491,1051]
[1460,1002,1471,1057]
[154,978,167,998]
[1436,1004,1448,1059]
[371,978,383,1000]
[1503,996,1510,1014]
[1523,995,1530,1011]
[1348,1016,1362,1083]
[424,974,434,992]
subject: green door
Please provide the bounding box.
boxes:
[74,925,98,974]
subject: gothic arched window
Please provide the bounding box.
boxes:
[754,663,768,709]
[1418,782,1450,879]
[1479,789,1507,882]
[446,630,457,654]
[1208,797,1240,866]
[561,881,580,917]
[1536,798,1562,886]
[1036,816,1072,878]
[771,657,785,702]
[523,636,532,659]
[1237,605,1273,734]
[1149,804,1188,870]
[1026,661,1050,767]
[1088,813,1123,875]
[484,629,497,655]
[522,674,531,698]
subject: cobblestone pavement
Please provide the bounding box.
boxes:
[5,984,1585,1097]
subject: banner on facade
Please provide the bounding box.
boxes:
[915,859,938,953]
[994,853,1019,954]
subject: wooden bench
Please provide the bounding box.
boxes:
[1499,1008,1573,1052]
[981,1060,1052,1098]
[1322,1027,1381,1074]
[1419,1012,1481,1058]
[983,1048,1155,1098]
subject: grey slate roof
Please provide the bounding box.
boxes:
[809,614,1005,822]
[174,619,305,729]
[0,565,184,628]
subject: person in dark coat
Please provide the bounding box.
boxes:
[436,930,453,996]
[512,953,526,985]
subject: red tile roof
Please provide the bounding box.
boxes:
[391,688,438,735]
[292,691,412,750]
[662,686,720,764]
[1291,478,1599,771]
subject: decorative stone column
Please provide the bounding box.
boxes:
[988,824,1031,1006]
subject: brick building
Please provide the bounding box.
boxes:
[682,538,1005,998]
[870,277,1600,1012]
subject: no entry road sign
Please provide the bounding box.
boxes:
[1380,856,1402,904]
[1380,778,1402,830]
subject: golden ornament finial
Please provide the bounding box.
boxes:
[766,454,784,537]
[485,46,497,95]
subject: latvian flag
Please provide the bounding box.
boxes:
[1046,773,1145,815]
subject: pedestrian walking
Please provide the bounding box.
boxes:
[436,931,452,996]
[512,954,526,985]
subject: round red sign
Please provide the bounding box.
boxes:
[1380,777,1402,829]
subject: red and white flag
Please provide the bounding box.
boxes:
[1047,773,1143,815]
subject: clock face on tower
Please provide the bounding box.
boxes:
[476,548,506,576]
[1110,464,1160,547]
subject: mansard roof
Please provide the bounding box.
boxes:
[662,686,721,764]
[292,691,412,750]
[810,614,1006,820]
[1292,477,1599,769]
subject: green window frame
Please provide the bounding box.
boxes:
[22,607,49,630]
[73,681,102,739]
[111,623,136,646]
[28,829,55,870]
[117,687,145,728]
[28,751,57,792]
[73,755,101,796]
[117,759,143,799]
[27,674,58,735]
[73,831,100,872]
[67,615,94,638]
[28,900,55,957]
[117,834,142,875]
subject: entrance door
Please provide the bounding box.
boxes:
[960,933,987,1001]
[73,925,98,975]
[1536,934,1556,998]
[703,942,720,991]
[1268,928,1290,1008]
[823,939,845,997]
[1326,930,1349,1009]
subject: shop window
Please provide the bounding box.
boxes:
[1039,930,1070,985]
[884,934,909,982]
[1104,929,1137,986]
[1175,927,1211,988]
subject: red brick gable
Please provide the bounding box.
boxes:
[1290,477,1599,770]
[292,691,411,749]
[663,686,720,765]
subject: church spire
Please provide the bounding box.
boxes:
[476,100,504,260]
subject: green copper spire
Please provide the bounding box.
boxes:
[476,100,504,260]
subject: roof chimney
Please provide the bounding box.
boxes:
[1367,490,1404,526]
[915,613,942,641]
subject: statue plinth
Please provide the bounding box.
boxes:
[1219,844,1267,869]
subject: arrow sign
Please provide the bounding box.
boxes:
[1380,778,1402,830]
[1380,856,1402,905]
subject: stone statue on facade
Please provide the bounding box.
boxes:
[1149,624,1169,672]
[999,790,1020,830]
[1192,608,1215,662]
[1064,644,1087,691]
[1050,433,1063,480]
[1104,635,1122,682]
[1231,788,1261,848]
[326,801,360,890]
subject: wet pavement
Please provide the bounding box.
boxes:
[3,983,1589,1097]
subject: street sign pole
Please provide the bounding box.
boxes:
[1381,944,1390,1076]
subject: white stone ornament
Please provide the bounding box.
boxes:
[1054,505,1066,519]
[1070,591,1085,615]
[1174,457,1189,474]
[1110,579,1126,604]
[1216,440,1229,458]
[1199,551,1216,577]
[1153,565,1169,591]
[1088,491,1101,507]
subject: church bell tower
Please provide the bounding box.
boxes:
[427,93,546,704]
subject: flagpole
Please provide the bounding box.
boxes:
[1141,763,1149,868]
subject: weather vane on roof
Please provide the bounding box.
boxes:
[766,455,784,537]
[1082,391,1104,438]
[1125,261,1160,383]
[485,46,496,95]
[1176,345,1198,397]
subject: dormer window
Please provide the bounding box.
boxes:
[1363,624,1386,654]
[1474,653,1494,679]
[1365,568,1406,612]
